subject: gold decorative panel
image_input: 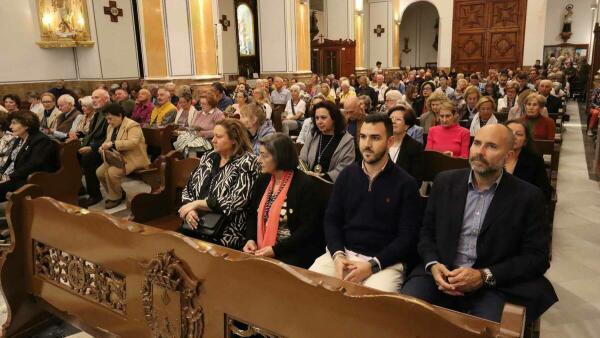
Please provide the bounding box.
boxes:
[36,0,94,48]
[33,241,126,315]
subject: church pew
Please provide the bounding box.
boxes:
[422,150,470,182]
[1,186,526,338]
[130,153,200,230]
[142,124,177,157]
[27,139,82,205]
[271,104,286,132]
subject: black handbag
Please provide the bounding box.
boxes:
[181,212,227,241]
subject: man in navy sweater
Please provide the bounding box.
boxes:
[309,114,421,292]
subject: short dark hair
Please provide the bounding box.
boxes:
[516,72,528,81]
[420,81,435,94]
[363,113,393,137]
[387,105,417,128]
[259,133,299,171]
[11,110,40,133]
[505,120,537,154]
[311,100,347,136]
[179,91,193,102]
[104,102,126,117]
[3,94,21,107]
[439,75,448,80]
[376,61,382,66]
[211,82,226,94]
[0,111,12,132]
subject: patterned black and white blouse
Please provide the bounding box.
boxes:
[182,150,259,249]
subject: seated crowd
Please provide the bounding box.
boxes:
[0,60,581,325]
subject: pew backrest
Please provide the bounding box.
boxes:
[142,124,176,156]
[423,150,470,182]
[1,187,526,338]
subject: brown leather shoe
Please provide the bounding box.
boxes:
[104,199,122,209]
[79,196,102,208]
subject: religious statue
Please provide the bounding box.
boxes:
[432,17,439,51]
[310,11,320,40]
[37,0,94,48]
[560,4,574,42]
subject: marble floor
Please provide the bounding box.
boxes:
[0,101,599,337]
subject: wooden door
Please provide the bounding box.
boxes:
[451,0,527,72]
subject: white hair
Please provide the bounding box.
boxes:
[79,96,93,108]
[289,84,301,93]
[58,94,75,105]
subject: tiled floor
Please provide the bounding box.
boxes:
[540,101,600,338]
[0,101,598,337]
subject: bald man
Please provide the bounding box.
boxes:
[79,88,110,207]
[402,124,557,325]
[537,79,561,116]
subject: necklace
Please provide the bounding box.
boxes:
[315,134,335,173]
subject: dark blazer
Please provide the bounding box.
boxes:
[81,111,107,152]
[415,169,557,321]
[545,94,561,116]
[412,97,426,117]
[246,170,325,268]
[392,135,424,185]
[513,149,553,201]
[0,132,59,181]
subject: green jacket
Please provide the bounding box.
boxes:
[81,111,107,152]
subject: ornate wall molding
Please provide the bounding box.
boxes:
[33,241,126,315]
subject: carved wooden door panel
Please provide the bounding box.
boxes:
[452,0,527,72]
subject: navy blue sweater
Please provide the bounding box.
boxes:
[324,160,421,269]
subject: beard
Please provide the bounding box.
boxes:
[469,154,503,176]
[361,146,387,164]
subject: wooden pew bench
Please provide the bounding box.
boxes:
[1,185,526,338]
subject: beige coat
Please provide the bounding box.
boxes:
[104,117,151,174]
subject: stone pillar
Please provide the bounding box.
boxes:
[138,0,168,79]
[294,0,312,82]
[189,0,222,89]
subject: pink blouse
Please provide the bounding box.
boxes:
[425,124,471,158]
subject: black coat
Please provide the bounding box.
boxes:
[412,97,426,117]
[391,135,424,185]
[545,94,561,116]
[355,86,379,111]
[0,132,59,181]
[414,169,557,321]
[513,149,553,201]
[246,170,325,268]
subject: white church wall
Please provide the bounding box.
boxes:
[523,0,548,66]
[0,0,139,84]
[369,1,389,68]
[218,0,239,76]
[164,0,193,76]
[398,1,438,68]
[325,0,353,40]
[397,0,452,69]
[258,0,288,72]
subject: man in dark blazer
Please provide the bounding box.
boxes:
[538,79,561,116]
[402,124,557,324]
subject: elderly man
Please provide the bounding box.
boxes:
[149,88,177,127]
[131,88,154,124]
[402,124,557,325]
[48,94,81,140]
[115,88,135,117]
[165,82,179,106]
[270,77,291,106]
[372,74,388,105]
[537,79,561,116]
[355,76,378,112]
[79,89,109,207]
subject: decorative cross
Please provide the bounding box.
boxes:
[373,25,385,37]
[317,34,325,44]
[103,1,123,23]
[219,15,231,31]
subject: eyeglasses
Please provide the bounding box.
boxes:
[42,101,53,104]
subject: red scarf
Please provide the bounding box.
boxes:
[257,171,294,249]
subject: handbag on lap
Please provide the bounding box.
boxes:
[101,148,125,170]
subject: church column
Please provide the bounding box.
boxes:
[355,1,366,76]
[189,0,221,85]
[391,0,401,70]
[138,0,168,79]
[294,0,312,82]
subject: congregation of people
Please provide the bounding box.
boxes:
[3,55,596,325]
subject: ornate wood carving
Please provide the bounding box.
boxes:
[33,241,126,315]
[226,316,282,338]
[452,0,527,72]
[142,250,203,338]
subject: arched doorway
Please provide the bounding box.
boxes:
[399,1,439,69]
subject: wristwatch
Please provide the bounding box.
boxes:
[368,259,381,274]
[479,268,496,287]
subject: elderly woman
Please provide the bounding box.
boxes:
[297,95,325,145]
[282,84,306,136]
[518,93,555,140]
[178,119,259,249]
[240,102,275,155]
[38,92,62,130]
[498,81,518,113]
[252,87,272,120]
[379,89,404,114]
[0,111,58,201]
[411,81,434,116]
[401,104,424,144]
[2,94,20,113]
[96,103,151,209]
[0,112,16,168]
[224,90,250,118]
[470,96,498,136]
[420,91,447,135]
[505,120,552,201]
[319,83,336,102]
[243,133,324,268]
[67,96,97,141]
[193,93,225,139]
[174,92,198,130]
[387,105,424,184]
[299,100,355,183]
[425,100,470,158]
[338,80,357,105]
[27,91,44,117]
[458,85,481,122]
